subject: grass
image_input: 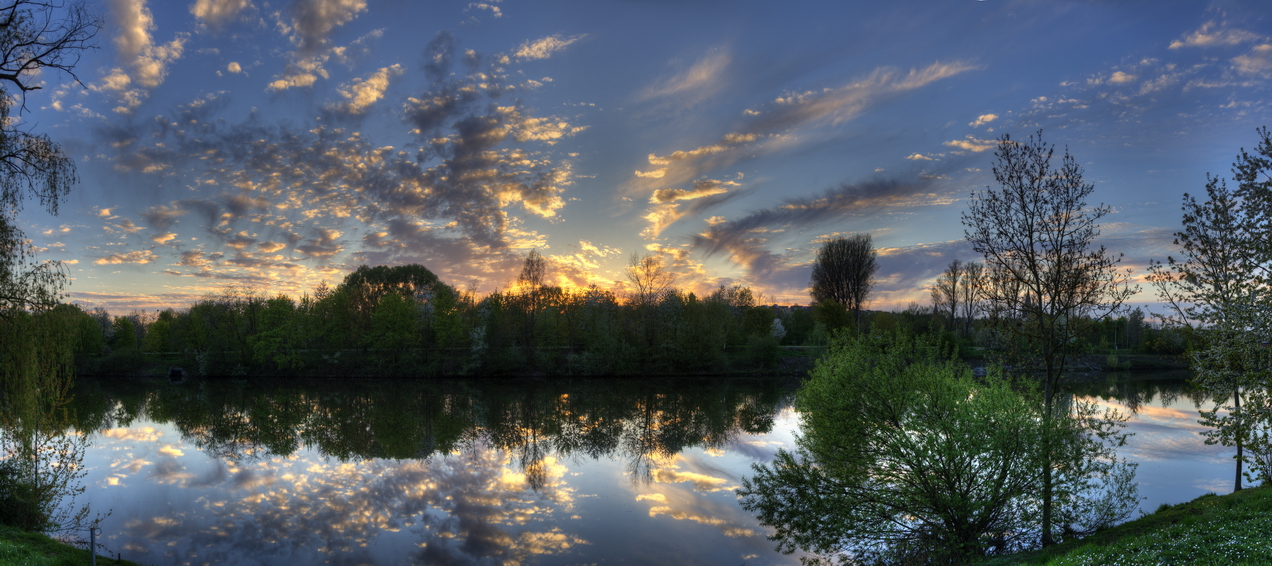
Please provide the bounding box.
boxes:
[982,485,1272,565]
[0,525,139,566]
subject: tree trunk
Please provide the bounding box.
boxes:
[1042,382,1054,547]
[1235,385,1243,491]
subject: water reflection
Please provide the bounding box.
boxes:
[1067,374,1252,510]
[68,377,797,565]
[64,374,1238,564]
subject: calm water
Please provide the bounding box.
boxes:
[51,374,1244,565]
[65,377,803,565]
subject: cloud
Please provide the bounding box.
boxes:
[94,250,159,265]
[943,135,997,152]
[906,153,933,161]
[227,61,241,73]
[1169,22,1262,49]
[295,228,342,258]
[642,179,745,238]
[140,204,187,232]
[108,0,188,89]
[690,177,937,280]
[514,34,585,61]
[632,62,974,199]
[103,427,163,442]
[744,61,978,134]
[1233,44,1272,77]
[190,0,250,29]
[284,0,367,56]
[328,64,403,115]
[642,49,730,104]
[266,2,374,92]
[100,0,189,112]
[650,179,736,204]
[968,113,997,127]
[633,133,759,188]
[177,250,211,267]
[1108,71,1136,84]
[266,55,329,91]
[97,32,584,295]
[104,218,146,235]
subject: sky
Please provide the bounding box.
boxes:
[13,0,1272,313]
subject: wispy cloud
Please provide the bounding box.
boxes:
[690,176,938,280]
[95,250,158,265]
[1169,21,1262,49]
[743,61,979,134]
[642,49,731,106]
[514,34,585,61]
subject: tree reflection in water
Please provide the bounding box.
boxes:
[1064,374,1207,414]
[68,377,788,488]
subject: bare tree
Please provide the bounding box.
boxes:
[931,259,962,332]
[932,259,986,336]
[958,260,986,336]
[810,234,878,333]
[963,130,1137,547]
[626,252,674,306]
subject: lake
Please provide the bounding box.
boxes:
[47,373,1246,565]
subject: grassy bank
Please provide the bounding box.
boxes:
[984,485,1272,565]
[0,525,139,566]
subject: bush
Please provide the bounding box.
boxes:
[746,334,782,369]
[738,329,1137,564]
[0,461,46,531]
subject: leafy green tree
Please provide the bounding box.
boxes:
[1150,127,1272,489]
[369,291,418,368]
[110,316,136,351]
[738,330,1137,565]
[141,309,175,353]
[251,294,302,373]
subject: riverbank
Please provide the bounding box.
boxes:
[983,485,1272,565]
[0,525,139,566]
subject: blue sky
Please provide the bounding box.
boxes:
[16,0,1272,312]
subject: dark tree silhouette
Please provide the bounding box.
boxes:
[809,234,878,333]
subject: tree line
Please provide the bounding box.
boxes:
[55,259,839,378]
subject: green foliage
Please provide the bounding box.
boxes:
[983,487,1272,566]
[0,459,44,530]
[745,334,781,369]
[250,295,303,373]
[369,291,419,368]
[109,316,136,351]
[0,523,142,566]
[1149,127,1272,490]
[739,330,1138,565]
